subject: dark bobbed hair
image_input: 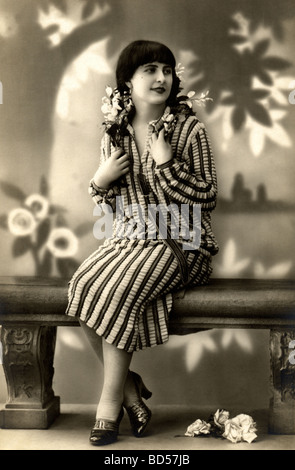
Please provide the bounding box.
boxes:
[116,40,181,105]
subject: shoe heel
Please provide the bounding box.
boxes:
[141,383,152,400]
[132,371,152,400]
[126,400,152,437]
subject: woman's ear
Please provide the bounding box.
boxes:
[126,81,132,92]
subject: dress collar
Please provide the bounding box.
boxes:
[127,106,171,136]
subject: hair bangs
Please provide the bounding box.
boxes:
[135,41,176,69]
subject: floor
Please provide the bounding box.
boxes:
[1,404,295,451]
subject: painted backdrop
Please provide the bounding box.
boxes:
[0,0,295,410]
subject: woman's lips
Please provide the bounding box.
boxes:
[151,87,166,94]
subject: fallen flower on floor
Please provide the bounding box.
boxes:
[208,409,230,437]
[185,419,211,437]
[185,409,257,443]
[222,414,257,443]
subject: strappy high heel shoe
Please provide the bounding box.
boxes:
[89,407,124,446]
[125,371,152,437]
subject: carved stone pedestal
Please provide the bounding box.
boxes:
[0,325,60,429]
[269,329,295,434]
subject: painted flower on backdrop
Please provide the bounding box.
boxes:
[216,238,292,279]
[253,260,292,279]
[165,329,218,372]
[166,327,253,372]
[24,194,50,221]
[101,65,212,147]
[0,177,93,278]
[216,238,251,278]
[8,208,38,237]
[207,12,293,157]
[46,227,79,259]
[185,409,257,444]
[37,2,110,48]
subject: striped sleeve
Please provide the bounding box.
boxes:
[88,132,120,210]
[154,123,217,210]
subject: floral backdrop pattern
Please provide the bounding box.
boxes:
[0,0,295,409]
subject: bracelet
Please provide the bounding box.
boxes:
[156,159,174,170]
[89,179,109,196]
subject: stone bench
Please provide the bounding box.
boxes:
[0,276,294,433]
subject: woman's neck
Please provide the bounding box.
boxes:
[131,102,166,126]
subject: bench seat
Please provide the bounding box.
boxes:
[0,276,294,433]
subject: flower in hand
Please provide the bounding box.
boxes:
[93,148,130,189]
[150,129,173,166]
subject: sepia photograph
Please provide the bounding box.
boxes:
[0,0,295,456]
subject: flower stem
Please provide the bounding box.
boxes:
[30,243,41,276]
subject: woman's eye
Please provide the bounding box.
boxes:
[145,67,156,73]
[143,66,172,75]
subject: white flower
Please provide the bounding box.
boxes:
[101,88,123,121]
[24,194,49,221]
[185,419,211,437]
[175,63,185,79]
[180,90,213,112]
[214,409,230,429]
[101,103,111,115]
[223,414,257,443]
[112,97,122,111]
[185,410,257,443]
[8,208,37,237]
[187,90,196,99]
[46,228,78,258]
[105,86,113,97]
[165,113,174,122]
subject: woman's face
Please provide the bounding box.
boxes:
[127,62,173,107]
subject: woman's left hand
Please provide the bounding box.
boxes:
[150,129,172,166]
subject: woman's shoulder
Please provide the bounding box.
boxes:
[174,110,206,140]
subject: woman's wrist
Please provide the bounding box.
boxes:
[90,178,110,193]
[93,174,111,190]
[156,159,174,170]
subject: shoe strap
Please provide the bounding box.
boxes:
[93,419,118,431]
[127,400,150,418]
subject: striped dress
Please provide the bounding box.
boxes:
[66,109,218,352]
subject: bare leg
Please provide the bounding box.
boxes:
[80,320,152,437]
[79,320,139,407]
[79,320,103,359]
[96,339,132,421]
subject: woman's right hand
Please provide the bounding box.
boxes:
[93,148,130,189]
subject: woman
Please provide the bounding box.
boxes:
[66,40,218,445]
